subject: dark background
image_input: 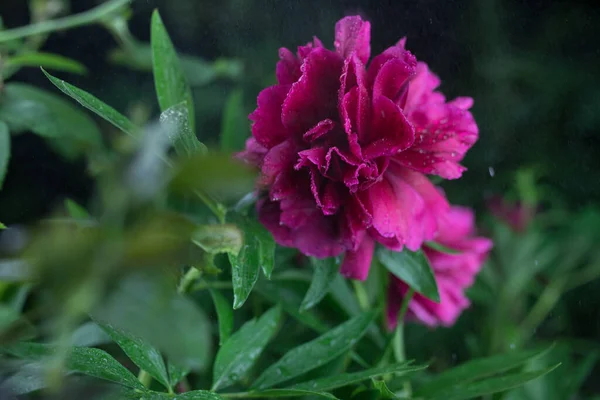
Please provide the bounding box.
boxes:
[0,0,598,225]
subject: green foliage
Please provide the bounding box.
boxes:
[151,10,196,134]
[7,53,87,75]
[300,257,341,312]
[252,311,376,389]
[0,121,9,189]
[0,83,102,154]
[212,306,281,390]
[377,248,440,302]
[43,69,137,136]
[0,4,593,400]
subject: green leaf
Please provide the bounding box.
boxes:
[242,389,339,399]
[151,10,195,133]
[425,365,561,400]
[0,222,6,229]
[7,53,87,74]
[425,241,460,254]
[4,342,144,389]
[192,224,243,255]
[168,362,189,388]
[227,213,275,308]
[300,257,340,312]
[42,68,137,136]
[119,389,224,399]
[92,273,211,371]
[64,199,90,220]
[372,379,399,399]
[209,289,233,346]
[159,102,206,156]
[71,321,111,347]
[220,89,247,151]
[229,237,261,309]
[377,248,440,302]
[0,121,9,190]
[329,275,362,317]
[415,346,552,397]
[291,362,425,392]
[252,311,377,390]
[0,83,102,153]
[98,321,170,390]
[229,212,276,279]
[170,391,225,399]
[212,306,281,391]
[256,280,329,333]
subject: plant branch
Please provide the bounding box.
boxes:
[0,0,131,43]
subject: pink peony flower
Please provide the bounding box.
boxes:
[239,16,479,280]
[386,206,493,328]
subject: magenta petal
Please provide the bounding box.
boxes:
[257,198,293,248]
[334,16,371,64]
[303,119,336,142]
[340,235,375,280]
[260,140,295,184]
[292,216,345,258]
[236,138,267,168]
[282,48,343,135]
[363,96,415,159]
[396,102,479,179]
[365,175,424,244]
[277,48,302,85]
[250,85,291,148]
[372,57,415,103]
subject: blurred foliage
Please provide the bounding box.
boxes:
[0,0,598,399]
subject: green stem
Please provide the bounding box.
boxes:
[519,277,567,344]
[352,280,370,310]
[191,280,233,291]
[392,288,414,397]
[178,267,203,294]
[0,0,130,43]
[137,369,152,388]
[195,190,226,224]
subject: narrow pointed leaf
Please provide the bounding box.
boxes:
[3,342,144,389]
[220,89,247,151]
[212,306,281,391]
[92,274,211,371]
[415,346,553,397]
[243,389,338,399]
[300,257,340,311]
[209,289,233,345]
[159,102,205,156]
[98,321,170,390]
[120,389,224,399]
[252,311,377,390]
[372,379,398,399]
[229,237,261,309]
[0,83,102,150]
[151,10,195,133]
[42,68,136,136]
[291,362,426,392]
[168,362,189,388]
[0,121,9,189]
[377,248,440,302]
[425,365,561,400]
